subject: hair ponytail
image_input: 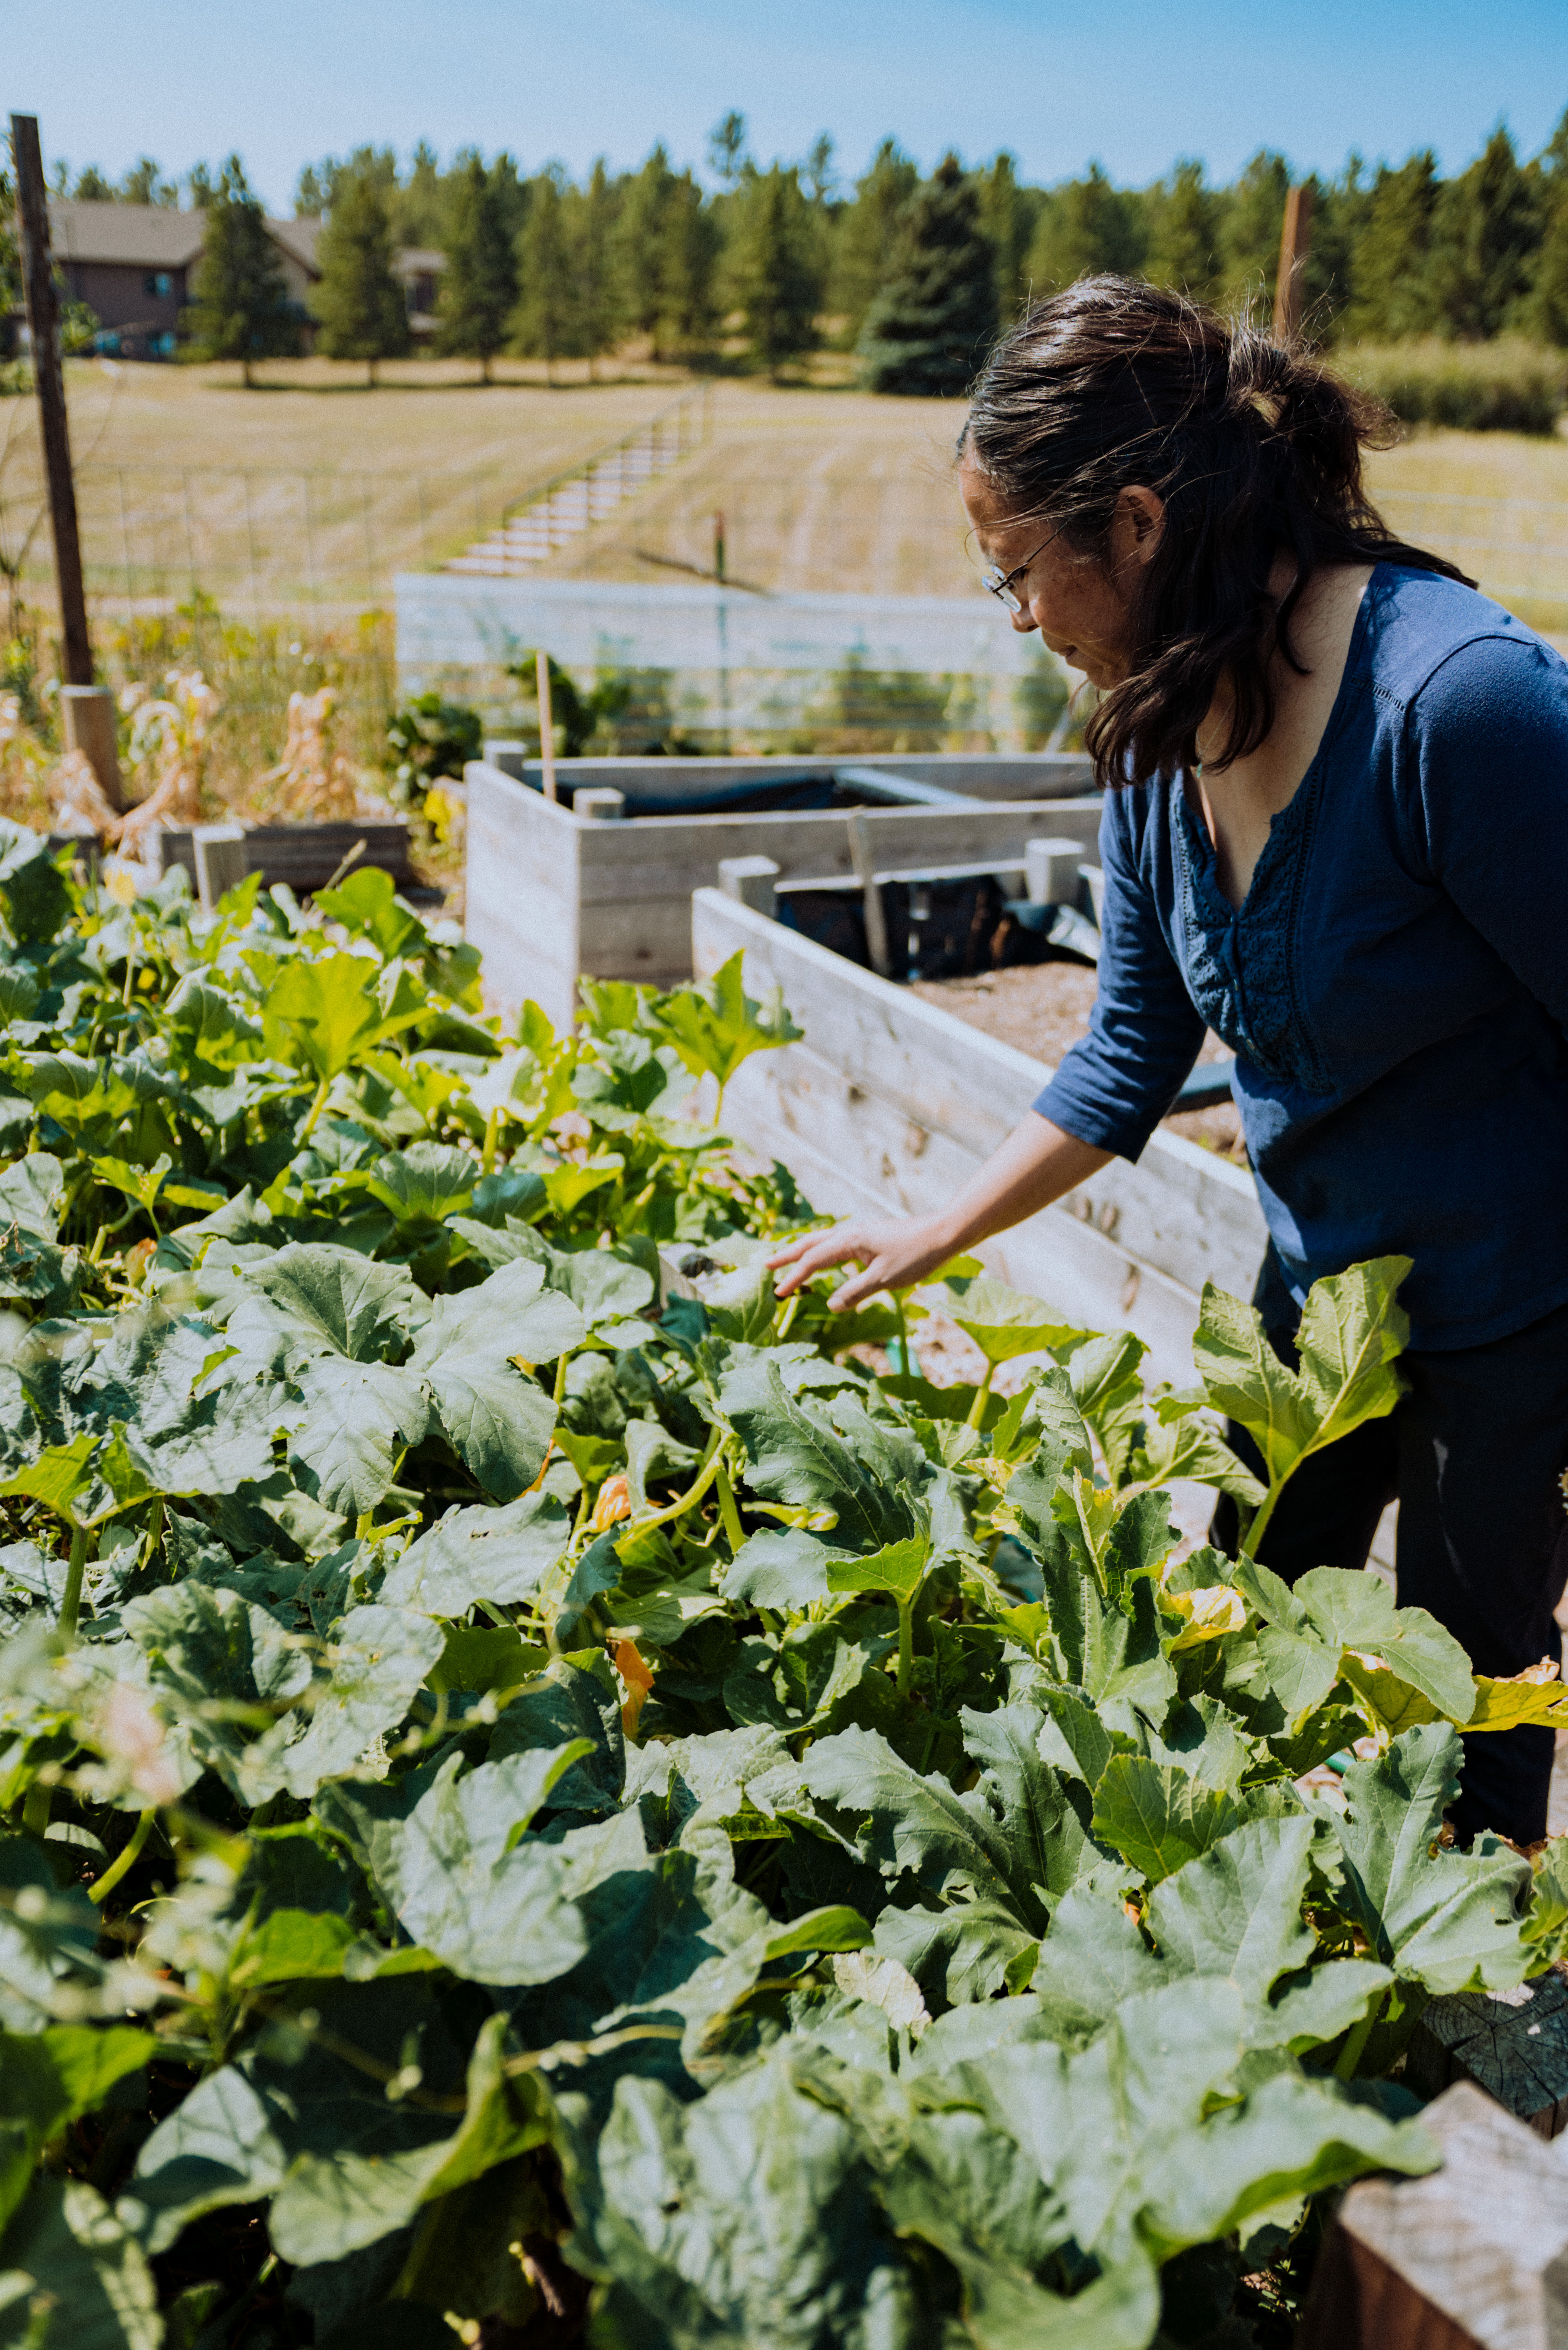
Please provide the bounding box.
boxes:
[960,279,1471,787]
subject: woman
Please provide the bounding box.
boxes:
[769,277,1568,1847]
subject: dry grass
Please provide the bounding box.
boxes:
[3,357,1565,638]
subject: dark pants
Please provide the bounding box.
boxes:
[1211,1253,1568,1845]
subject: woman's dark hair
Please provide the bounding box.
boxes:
[960,277,1472,787]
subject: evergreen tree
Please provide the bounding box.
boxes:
[1339,153,1440,340]
[513,172,578,382]
[565,160,623,378]
[294,163,328,218]
[310,159,409,384]
[707,112,749,191]
[1526,109,1568,345]
[1426,129,1537,338]
[978,152,1039,325]
[186,162,216,208]
[185,156,298,385]
[830,138,920,344]
[437,154,518,382]
[1145,159,1221,300]
[858,154,997,397]
[1216,149,1288,314]
[121,157,177,206]
[617,146,716,364]
[730,164,823,375]
[804,134,837,208]
[72,166,115,201]
[398,140,446,247]
[1024,164,1144,298]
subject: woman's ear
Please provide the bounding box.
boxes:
[1114,486,1166,569]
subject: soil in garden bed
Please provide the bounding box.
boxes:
[910,962,1247,1160]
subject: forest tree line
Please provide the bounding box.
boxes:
[25,107,1568,392]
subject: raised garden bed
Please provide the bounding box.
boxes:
[148,817,417,895]
[465,749,1103,1026]
[692,884,1267,1384]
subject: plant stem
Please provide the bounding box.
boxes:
[714,1459,745,1555]
[895,1597,915,1698]
[297,1075,332,1143]
[553,1350,571,1406]
[775,1293,800,1341]
[1241,1476,1286,1557]
[965,1362,995,1431]
[89,1808,155,1906]
[59,1523,90,1642]
[1333,1991,1384,2081]
[630,1426,724,1536]
[481,1105,499,1175]
[21,1781,50,1837]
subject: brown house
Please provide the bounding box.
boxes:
[45,201,445,360]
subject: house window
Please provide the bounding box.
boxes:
[144,271,173,299]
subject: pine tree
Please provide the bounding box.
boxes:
[1216,150,1288,315]
[437,155,518,382]
[1526,109,1568,345]
[1024,165,1144,299]
[858,154,997,397]
[398,140,446,247]
[730,165,823,375]
[1426,129,1537,338]
[830,139,919,344]
[707,112,749,191]
[121,157,176,206]
[310,160,409,384]
[1339,153,1440,340]
[512,172,578,382]
[978,152,1039,326]
[1145,160,1221,301]
[185,156,298,385]
[617,147,716,364]
[566,160,622,377]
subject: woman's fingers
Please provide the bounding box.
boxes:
[768,1223,873,1297]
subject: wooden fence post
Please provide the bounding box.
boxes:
[1273,181,1315,345]
[1405,1973,1568,2140]
[10,114,124,813]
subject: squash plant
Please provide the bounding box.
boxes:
[0,822,1562,2350]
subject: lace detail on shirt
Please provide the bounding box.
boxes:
[1174,782,1331,1091]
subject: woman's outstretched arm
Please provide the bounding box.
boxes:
[767,1114,1111,1312]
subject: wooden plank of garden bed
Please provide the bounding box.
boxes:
[155,821,415,895]
[1294,2080,1568,2350]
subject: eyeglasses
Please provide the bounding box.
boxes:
[979,527,1060,614]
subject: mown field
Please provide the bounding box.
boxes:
[5,358,1564,635]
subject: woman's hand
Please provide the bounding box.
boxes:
[768,1213,961,1311]
[765,1115,1112,1317]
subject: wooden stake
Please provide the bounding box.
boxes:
[10,115,91,687]
[1273,181,1315,345]
[536,648,557,803]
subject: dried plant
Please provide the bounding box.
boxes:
[0,691,52,829]
[258,684,359,820]
[113,669,220,855]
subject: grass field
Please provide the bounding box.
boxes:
[4,352,1566,634]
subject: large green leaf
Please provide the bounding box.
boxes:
[327,1746,593,1983]
[411,1258,583,1500]
[1234,1560,1477,1731]
[1326,1723,1531,1993]
[286,1356,429,1518]
[721,1358,952,1561]
[261,950,423,1080]
[1192,1256,1410,1507]
[380,1492,571,1615]
[1090,1758,1241,1884]
[649,949,803,1090]
[259,1604,446,1803]
[234,1243,417,1365]
[0,2176,161,2350]
[942,1275,1085,1369]
[1146,1815,1392,2049]
[364,1143,479,1225]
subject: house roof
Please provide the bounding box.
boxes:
[42,199,440,288]
[48,201,207,269]
[268,215,321,274]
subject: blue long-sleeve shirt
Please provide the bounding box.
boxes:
[1034,564,1568,1350]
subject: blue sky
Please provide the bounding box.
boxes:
[9,0,1567,211]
